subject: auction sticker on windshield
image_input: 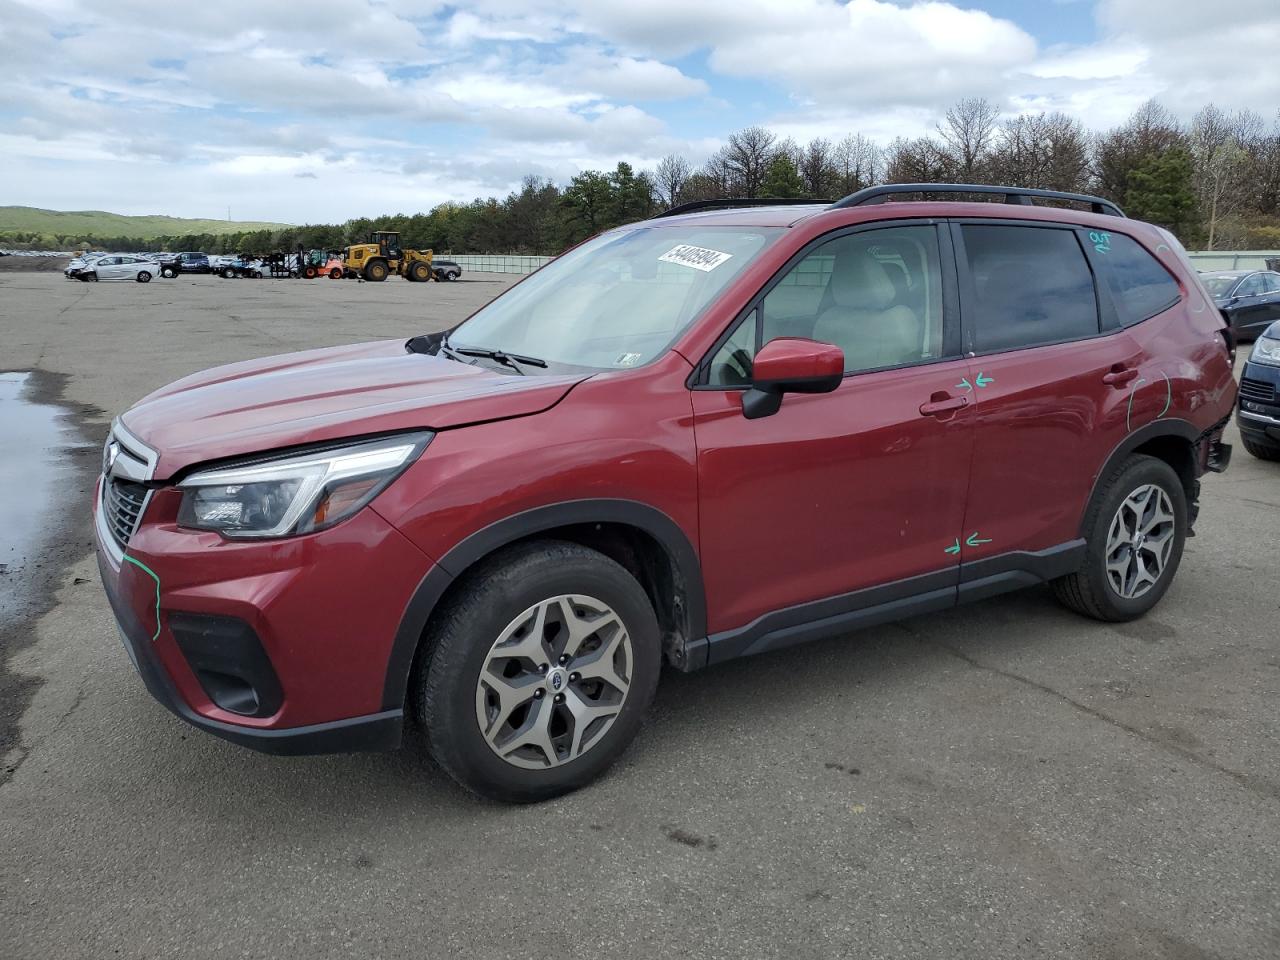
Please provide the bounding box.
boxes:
[658,244,733,272]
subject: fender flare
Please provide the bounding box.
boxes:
[380,499,706,711]
[1079,418,1200,537]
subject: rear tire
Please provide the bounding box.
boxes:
[364,260,388,282]
[136,271,151,283]
[1052,454,1186,622]
[1242,436,1280,461]
[416,540,661,803]
[161,267,177,278]
[329,267,342,279]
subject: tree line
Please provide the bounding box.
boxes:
[6,98,1279,256]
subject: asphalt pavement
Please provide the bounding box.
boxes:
[1,269,1278,960]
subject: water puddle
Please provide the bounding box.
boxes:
[0,370,96,769]
[0,372,86,627]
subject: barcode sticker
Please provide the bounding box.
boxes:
[658,244,733,272]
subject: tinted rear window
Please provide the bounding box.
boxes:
[960,224,1099,353]
[1089,233,1181,326]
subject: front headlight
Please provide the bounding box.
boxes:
[177,432,432,538]
[1250,336,1280,367]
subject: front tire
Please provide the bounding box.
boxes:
[1242,436,1280,461]
[1053,454,1187,622]
[409,261,431,282]
[416,540,661,802]
[161,267,177,278]
[136,271,151,283]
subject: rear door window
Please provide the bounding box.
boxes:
[957,224,1100,353]
[1087,232,1182,325]
[1237,274,1267,297]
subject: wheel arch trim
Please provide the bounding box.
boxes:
[1080,418,1200,537]
[380,498,705,711]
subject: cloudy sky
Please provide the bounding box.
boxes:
[2,0,1278,224]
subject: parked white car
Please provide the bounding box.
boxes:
[65,254,105,279]
[79,255,161,282]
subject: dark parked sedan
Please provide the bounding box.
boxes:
[1237,318,1280,461]
[1202,269,1280,340]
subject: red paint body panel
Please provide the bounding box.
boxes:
[374,352,700,570]
[122,339,584,479]
[97,485,434,727]
[692,359,974,633]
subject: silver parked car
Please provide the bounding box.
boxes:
[79,255,160,282]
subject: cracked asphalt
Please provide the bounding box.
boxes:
[1,270,1278,960]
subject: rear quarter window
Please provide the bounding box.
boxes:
[1087,232,1182,327]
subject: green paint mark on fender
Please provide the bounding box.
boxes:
[123,554,161,642]
[965,531,992,548]
[975,372,994,388]
[945,538,961,556]
[956,377,973,392]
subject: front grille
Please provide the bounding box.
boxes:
[104,477,148,548]
[1239,378,1276,403]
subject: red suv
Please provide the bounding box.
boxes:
[95,184,1236,801]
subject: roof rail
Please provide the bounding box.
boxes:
[829,183,1126,218]
[652,197,829,219]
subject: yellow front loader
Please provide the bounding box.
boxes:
[344,231,434,282]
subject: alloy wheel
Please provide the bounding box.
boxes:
[475,594,632,770]
[1105,483,1176,600]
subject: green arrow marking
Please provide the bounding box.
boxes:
[965,531,992,548]
[975,372,994,388]
[944,538,961,556]
[956,377,973,392]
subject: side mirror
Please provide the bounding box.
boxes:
[742,337,845,420]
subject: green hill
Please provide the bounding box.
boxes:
[0,206,291,240]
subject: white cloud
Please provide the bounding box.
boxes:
[4,0,1280,224]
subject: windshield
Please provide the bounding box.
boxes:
[1201,274,1239,297]
[449,225,783,372]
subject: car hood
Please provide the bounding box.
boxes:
[121,339,587,479]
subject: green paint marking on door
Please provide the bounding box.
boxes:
[123,554,162,642]
[965,531,992,547]
[945,538,961,556]
[975,372,994,388]
[956,377,973,392]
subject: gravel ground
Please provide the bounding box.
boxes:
[1,270,1278,960]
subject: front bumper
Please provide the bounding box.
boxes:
[94,470,434,755]
[98,547,403,754]
[1237,360,1280,443]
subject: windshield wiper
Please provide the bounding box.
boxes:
[452,346,548,375]
[439,343,478,365]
